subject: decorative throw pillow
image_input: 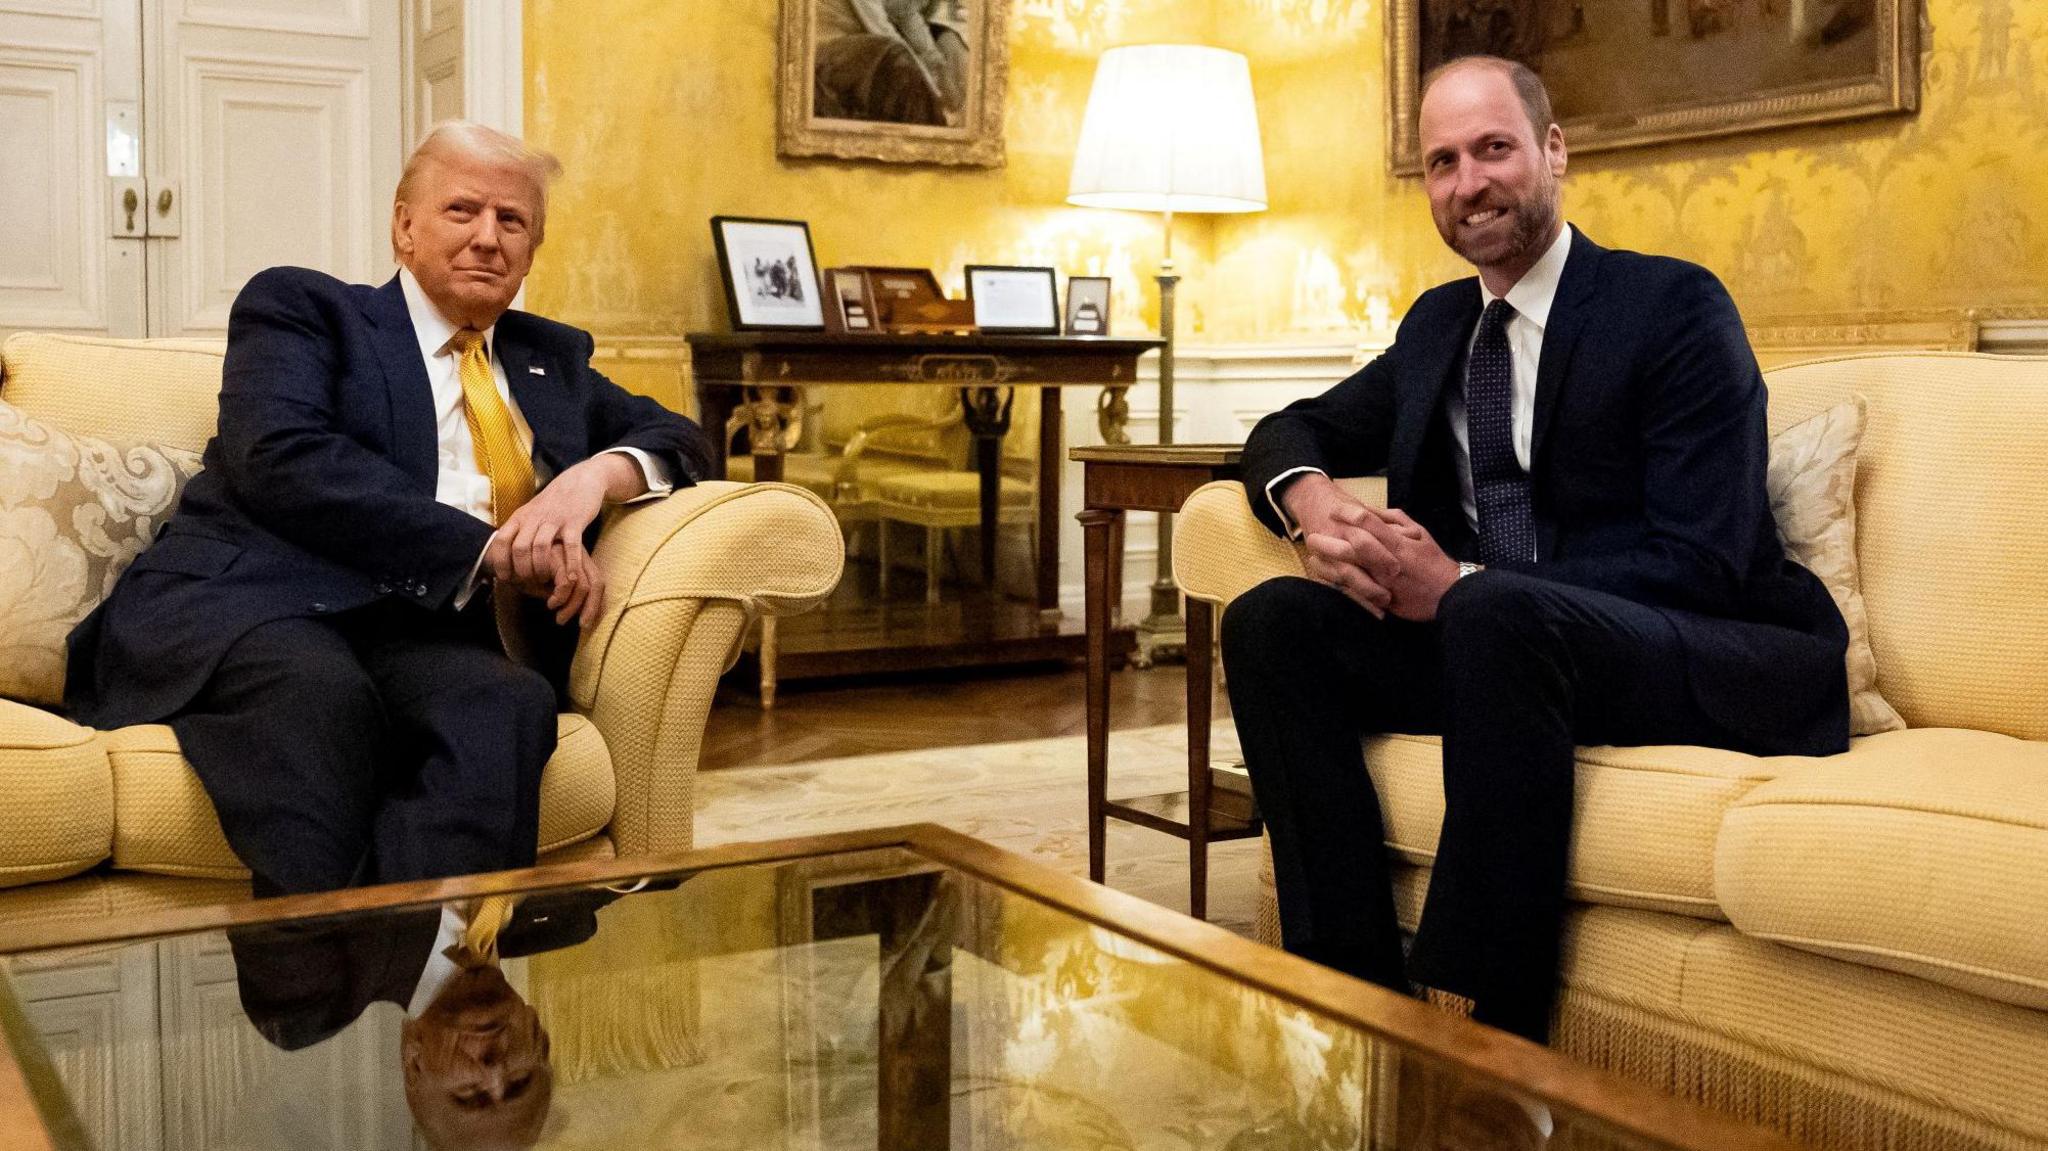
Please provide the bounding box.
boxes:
[1766,395,1905,736]
[0,397,203,708]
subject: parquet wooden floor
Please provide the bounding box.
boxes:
[700,661,1230,770]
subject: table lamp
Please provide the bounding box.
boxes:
[1067,43,1267,661]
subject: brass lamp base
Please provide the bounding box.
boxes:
[1130,578,1185,668]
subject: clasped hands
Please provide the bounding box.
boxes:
[1284,473,1464,621]
[483,454,644,627]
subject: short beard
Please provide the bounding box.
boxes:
[1446,179,1560,271]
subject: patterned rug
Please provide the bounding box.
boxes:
[695,722,1264,937]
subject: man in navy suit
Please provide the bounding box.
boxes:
[1224,58,1848,1042]
[66,122,710,897]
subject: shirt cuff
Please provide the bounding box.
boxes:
[602,446,672,504]
[454,543,491,611]
[1264,466,1328,540]
[455,449,672,611]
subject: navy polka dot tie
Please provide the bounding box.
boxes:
[1467,299,1534,565]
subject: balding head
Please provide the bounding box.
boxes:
[1422,56,1554,144]
[1417,55,1568,293]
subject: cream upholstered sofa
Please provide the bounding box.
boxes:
[0,332,842,926]
[1174,352,2048,1151]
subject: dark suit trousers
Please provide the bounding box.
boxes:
[171,599,558,898]
[1222,570,1730,1042]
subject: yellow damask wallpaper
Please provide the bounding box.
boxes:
[525,0,2045,379]
[1210,0,2048,342]
[522,0,1223,409]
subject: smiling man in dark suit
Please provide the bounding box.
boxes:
[1222,57,1849,1042]
[65,121,711,897]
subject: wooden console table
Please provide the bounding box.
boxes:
[1074,444,1259,920]
[690,332,1160,699]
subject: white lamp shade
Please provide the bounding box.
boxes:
[1067,44,1267,215]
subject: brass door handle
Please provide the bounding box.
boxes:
[156,187,173,214]
[123,187,139,232]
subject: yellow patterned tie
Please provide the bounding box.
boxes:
[448,329,536,661]
[449,894,518,969]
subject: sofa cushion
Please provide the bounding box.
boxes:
[107,713,617,878]
[0,699,113,887]
[0,332,224,455]
[1555,906,2048,1148]
[1763,354,2048,739]
[1766,396,1903,736]
[1716,728,2048,1011]
[1369,733,1779,918]
[0,398,204,706]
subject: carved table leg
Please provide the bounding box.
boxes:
[960,387,1014,602]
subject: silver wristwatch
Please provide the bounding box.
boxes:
[1457,561,1484,580]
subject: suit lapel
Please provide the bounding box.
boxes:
[1529,228,1604,469]
[495,316,578,477]
[365,277,441,491]
[1390,285,1481,496]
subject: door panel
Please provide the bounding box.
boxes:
[0,0,145,338]
[181,58,367,330]
[146,0,400,336]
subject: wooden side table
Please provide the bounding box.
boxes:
[1073,444,1260,920]
[688,331,1159,705]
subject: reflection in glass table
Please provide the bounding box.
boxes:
[0,826,1804,1151]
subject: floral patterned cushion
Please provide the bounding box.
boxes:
[0,398,202,708]
[1768,395,1905,736]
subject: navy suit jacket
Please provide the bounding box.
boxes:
[1242,229,1849,756]
[65,266,712,729]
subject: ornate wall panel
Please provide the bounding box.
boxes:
[182,56,366,330]
[0,47,101,329]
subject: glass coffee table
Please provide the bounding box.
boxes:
[0,825,1802,1150]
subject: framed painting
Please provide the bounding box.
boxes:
[1385,0,1921,174]
[778,0,1011,168]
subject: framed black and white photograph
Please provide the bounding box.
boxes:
[711,216,826,331]
[965,265,1057,334]
[1063,276,1111,336]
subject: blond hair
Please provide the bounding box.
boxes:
[391,121,564,258]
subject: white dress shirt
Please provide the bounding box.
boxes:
[1264,223,1575,541]
[397,269,671,605]
[406,904,469,1016]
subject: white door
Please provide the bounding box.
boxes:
[0,0,401,340]
[0,0,148,338]
[143,0,401,336]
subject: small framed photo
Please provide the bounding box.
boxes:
[823,267,877,334]
[1064,276,1111,336]
[965,265,1059,335]
[710,215,825,331]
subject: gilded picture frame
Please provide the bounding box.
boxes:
[1385,0,1921,175]
[778,0,1010,168]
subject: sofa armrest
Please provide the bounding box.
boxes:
[569,481,843,854]
[1171,477,1388,609]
